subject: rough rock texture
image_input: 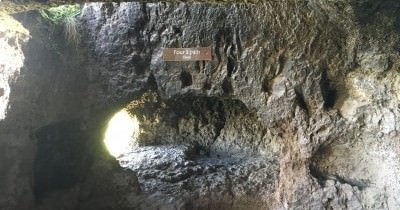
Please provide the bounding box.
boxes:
[79,2,400,209]
[1,1,400,210]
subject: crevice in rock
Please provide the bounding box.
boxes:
[323,87,337,109]
[309,163,327,185]
[227,57,235,77]
[261,75,270,93]
[320,71,337,109]
[277,53,286,75]
[294,86,309,114]
[214,31,223,62]
[147,73,158,90]
[172,25,182,36]
[234,27,242,57]
[180,71,192,88]
[203,79,212,90]
[222,77,234,95]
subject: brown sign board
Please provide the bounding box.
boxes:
[163,47,212,61]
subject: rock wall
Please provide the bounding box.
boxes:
[1,1,400,209]
[80,2,400,209]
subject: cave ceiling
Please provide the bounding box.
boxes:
[0,0,376,15]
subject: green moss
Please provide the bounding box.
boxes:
[39,4,80,24]
[40,4,80,46]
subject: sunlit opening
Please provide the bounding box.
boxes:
[104,109,139,157]
[0,15,30,120]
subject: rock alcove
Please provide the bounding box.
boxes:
[1,1,400,210]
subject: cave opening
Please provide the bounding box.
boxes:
[103,109,140,158]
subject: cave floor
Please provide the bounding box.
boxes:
[118,144,279,204]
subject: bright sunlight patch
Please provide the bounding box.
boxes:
[104,110,139,157]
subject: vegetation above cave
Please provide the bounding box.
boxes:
[39,4,81,45]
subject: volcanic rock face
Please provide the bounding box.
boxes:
[1,1,400,210]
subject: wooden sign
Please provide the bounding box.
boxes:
[163,47,212,61]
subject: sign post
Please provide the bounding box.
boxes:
[163,47,212,61]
